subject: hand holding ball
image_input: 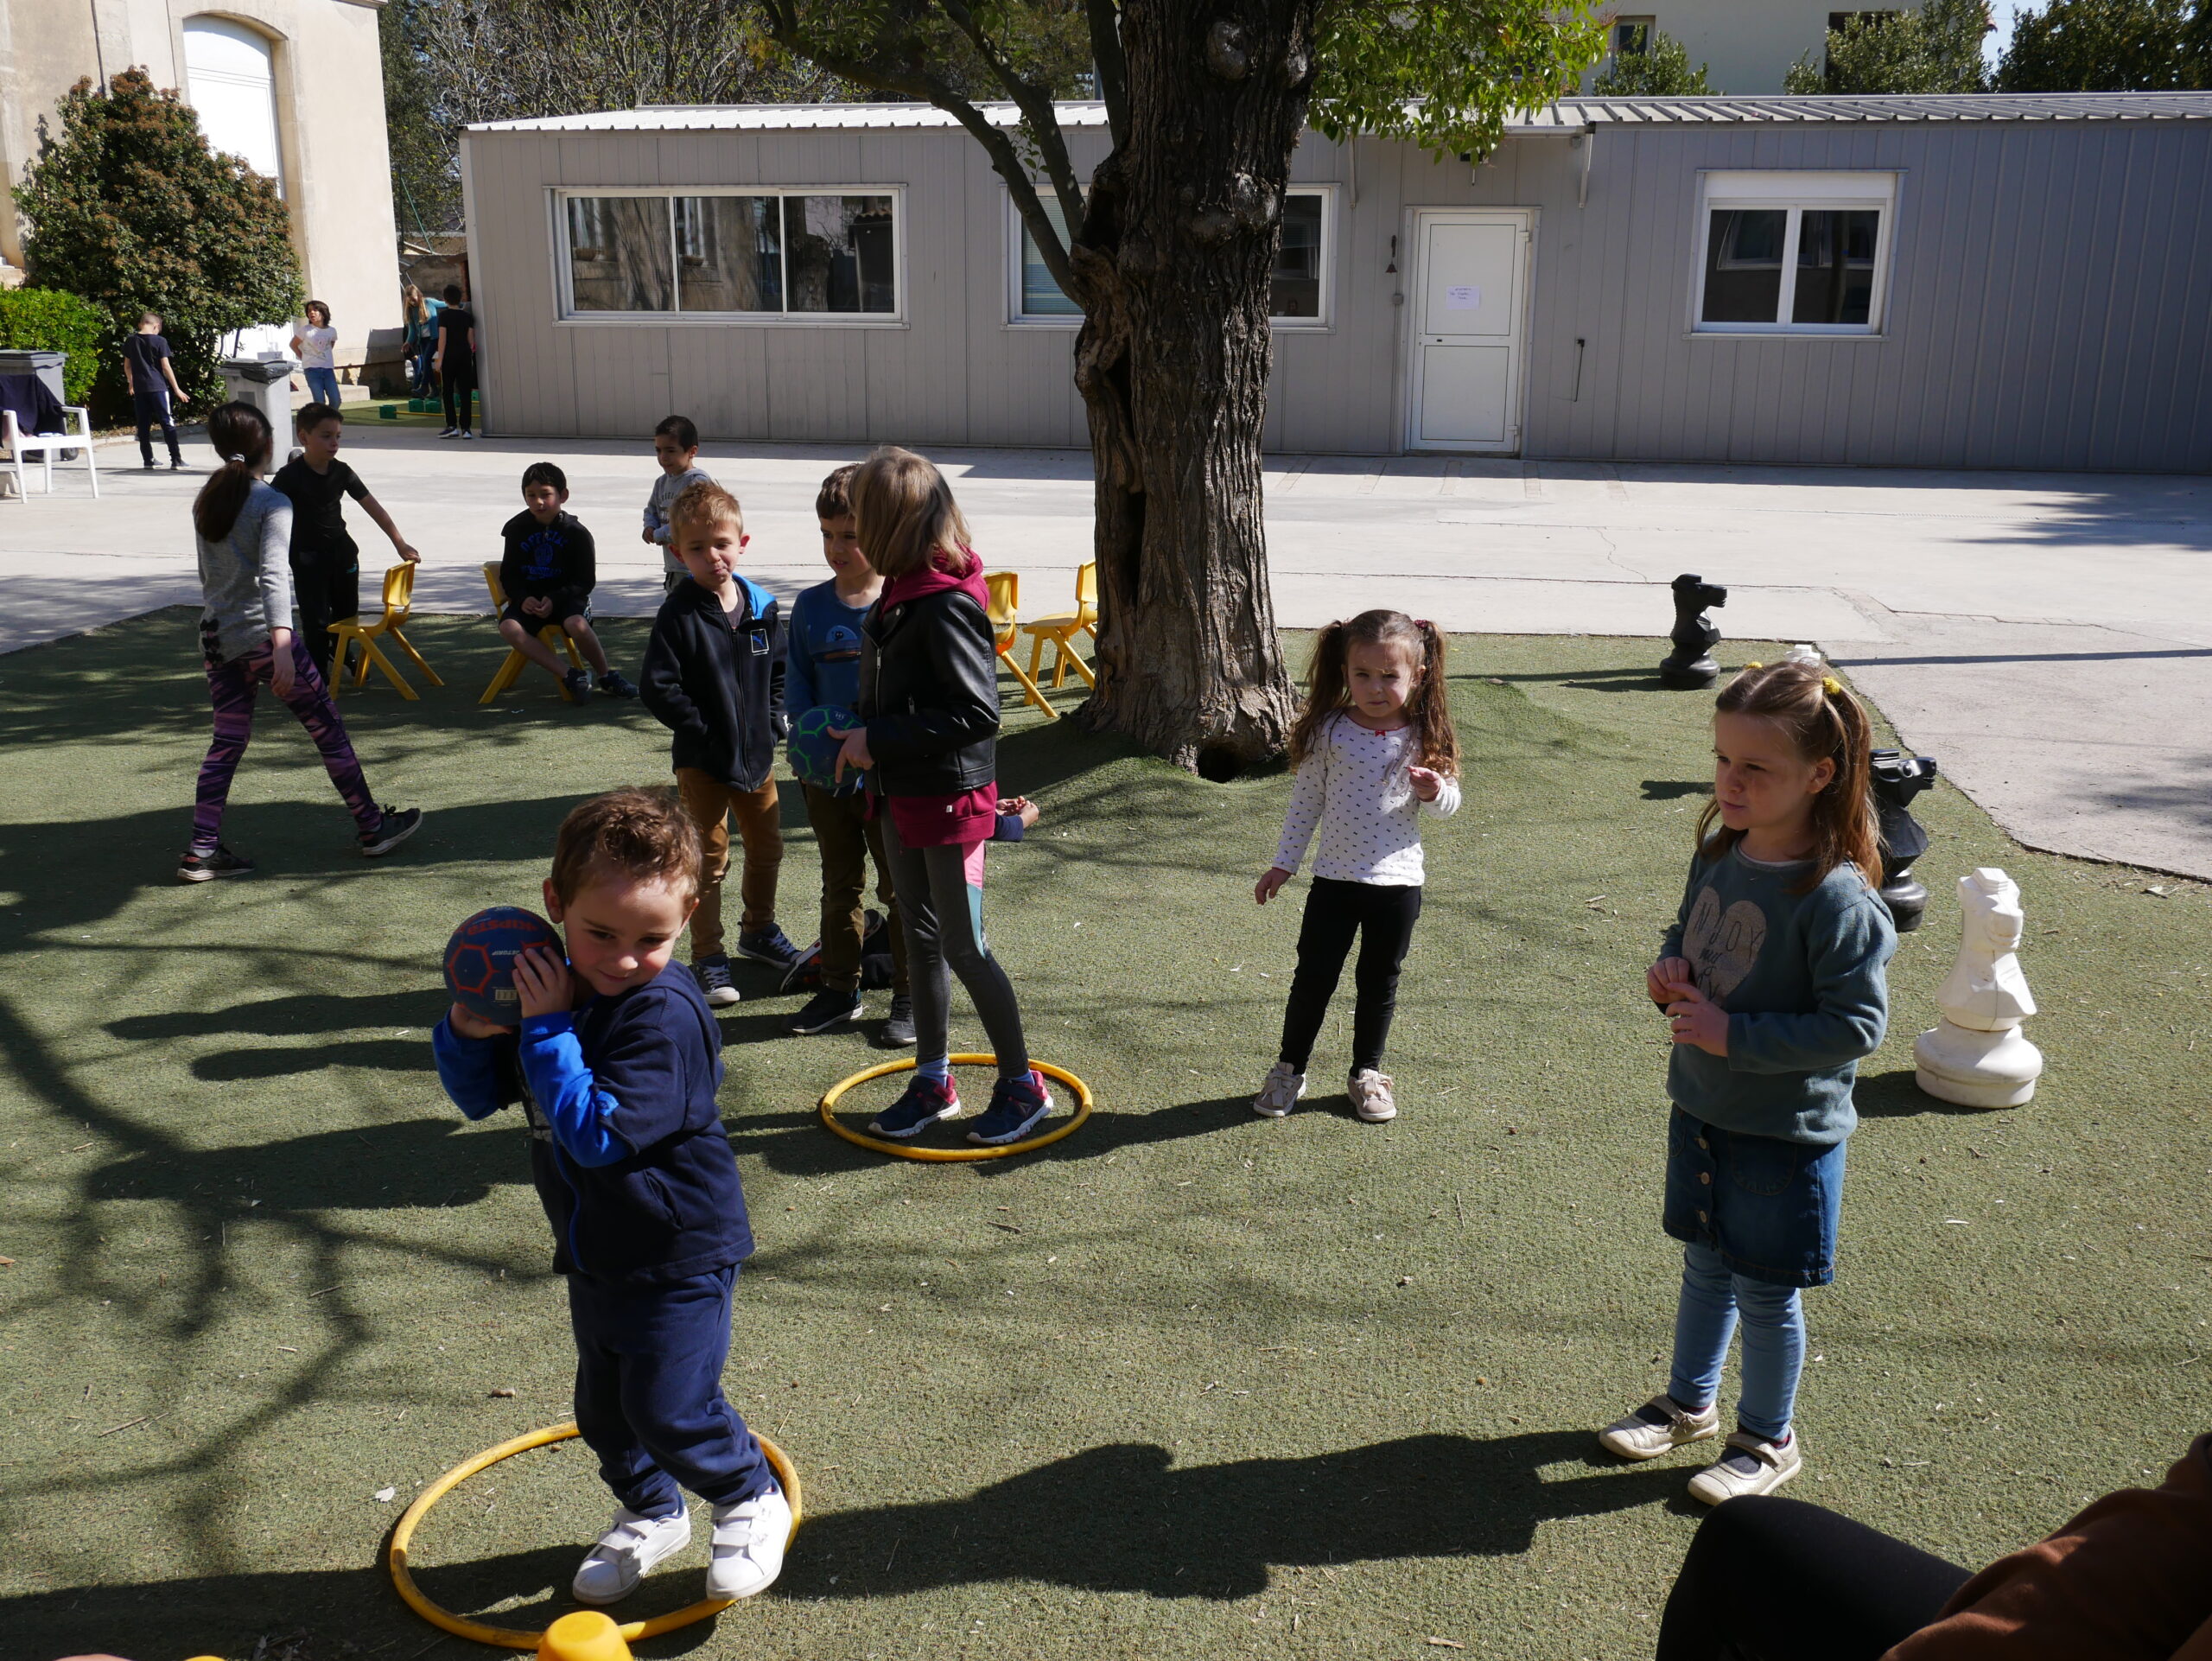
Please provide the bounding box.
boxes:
[444,907,563,1028]
[788,705,866,796]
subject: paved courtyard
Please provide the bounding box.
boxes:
[3,427,2207,876]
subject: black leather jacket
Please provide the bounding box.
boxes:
[857,582,999,795]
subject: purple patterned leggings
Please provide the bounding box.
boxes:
[192,634,382,853]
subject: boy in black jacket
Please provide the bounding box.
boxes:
[497,461,637,700]
[639,480,800,1007]
[431,788,791,1604]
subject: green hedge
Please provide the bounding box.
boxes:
[0,288,107,404]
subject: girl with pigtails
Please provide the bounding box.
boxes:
[1252,609,1461,1123]
[1599,659,1894,1506]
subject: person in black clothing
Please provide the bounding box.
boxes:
[270,404,420,684]
[121,312,187,470]
[433,283,478,438]
[498,461,636,700]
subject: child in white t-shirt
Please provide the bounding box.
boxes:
[291,300,340,409]
[1252,610,1461,1123]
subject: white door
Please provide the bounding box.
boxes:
[1407,209,1531,452]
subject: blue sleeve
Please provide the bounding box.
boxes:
[1728,892,1896,1075]
[993,811,1024,842]
[514,1012,634,1168]
[784,593,817,716]
[432,1017,510,1121]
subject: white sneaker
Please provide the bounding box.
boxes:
[1348,1068,1397,1122]
[1252,1061,1305,1117]
[706,1481,791,1599]
[1688,1429,1802,1505]
[1598,1393,1721,1461]
[571,1505,692,1604]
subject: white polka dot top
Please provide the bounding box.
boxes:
[1272,713,1461,887]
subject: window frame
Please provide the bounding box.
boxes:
[1690,170,1900,338]
[1002,182,1338,330]
[1611,15,1656,55]
[548,185,907,328]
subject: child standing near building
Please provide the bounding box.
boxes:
[495,460,637,701]
[121,311,187,471]
[642,416,713,594]
[181,402,421,881]
[640,481,801,1007]
[290,300,340,409]
[1598,659,1893,1505]
[784,463,912,1044]
[432,788,791,1604]
[271,403,421,686]
[832,446,1052,1146]
[1252,610,1461,1123]
[432,283,477,439]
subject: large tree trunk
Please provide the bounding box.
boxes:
[1066,3,1318,777]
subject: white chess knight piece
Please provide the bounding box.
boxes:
[1914,868,2044,1107]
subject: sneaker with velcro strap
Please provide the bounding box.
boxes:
[571,1505,692,1605]
[1598,1393,1721,1461]
[1688,1429,1803,1505]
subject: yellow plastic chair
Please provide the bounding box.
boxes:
[983,570,1057,720]
[479,562,582,703]
[1020,560,1098,690]
[328,562,442,700]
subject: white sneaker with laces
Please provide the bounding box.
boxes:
[1688,1429,1803,1505]
[571,1505,692,1605]
[1598,1393,1721,1461]
[1348,1067,1397,1122]
[1252,1061,1306,1117]
[706,1481,792,1599]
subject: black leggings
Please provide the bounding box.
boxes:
[881,820,1029,1083]
[291,555,359,684]
[1658,1497,1971,1661]
[1278,877,1421,1075]
[134,387,181,465]
[441,362,478,430]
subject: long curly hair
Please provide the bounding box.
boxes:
[1287,610,1459,776]
[1694,659,1880,893]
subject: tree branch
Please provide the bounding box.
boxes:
[1084,0,1128,143]
[937,0,1086,239]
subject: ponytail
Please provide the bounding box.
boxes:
[1694,660,1881,893]
[1287,609,1459,777]
[193,402,273,543]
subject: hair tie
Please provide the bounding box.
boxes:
[1822,676,1843,697]
[1414,618,1433,630]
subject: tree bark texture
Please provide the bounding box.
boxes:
[1065,2,1317,776]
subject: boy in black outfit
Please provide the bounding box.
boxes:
[121,311,186,470]
[271,403,420,684]
[497,461,637,700]
[431,787,791,1605]
[434,283,478,439]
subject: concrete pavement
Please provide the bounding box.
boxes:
[3,427,2207,877]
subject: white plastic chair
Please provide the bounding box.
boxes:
[3,406,100,500]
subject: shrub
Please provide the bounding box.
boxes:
[1784,0,1992,92]
[0,288,108,404]
[10,67,303,420]
[1997,0,2208,89]
[1593,29,1719,95]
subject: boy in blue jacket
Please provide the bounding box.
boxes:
[432,787,791,1605]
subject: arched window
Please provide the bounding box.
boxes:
[182,16,284,194]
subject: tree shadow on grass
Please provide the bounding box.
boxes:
[89,1115,533,1212]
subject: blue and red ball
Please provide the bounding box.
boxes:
[443,906,562,1025]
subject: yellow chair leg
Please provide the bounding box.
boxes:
[1058,638,1097,689]
[1028,634,1047,684]
[392,627,444,687]
[1001,652,1058,720]
[359,638,418,700]
[481,650,527,703]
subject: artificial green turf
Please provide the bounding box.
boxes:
[0,612,2208,1661]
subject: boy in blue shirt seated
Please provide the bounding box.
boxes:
[498,461,637,701]
[431,788,789,1605]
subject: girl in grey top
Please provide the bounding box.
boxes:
[181,402,423,881]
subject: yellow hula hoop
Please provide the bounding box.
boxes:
[386,1421,803,1649]
[817,1053,1093,1161]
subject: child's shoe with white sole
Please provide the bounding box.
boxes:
[1688,1429,1802,1505]
[571,1505,692,1604]
[1598,1394,1721,1461]
[1348,1068,1397,1122]
[707,1482,792,1599]
[1252,1061,1305,1117]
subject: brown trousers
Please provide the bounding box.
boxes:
[802,783,908,996]
[675,768,781,958]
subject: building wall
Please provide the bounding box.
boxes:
[464,114,2212,473]
[0,0,400,367]
[1583,1,1841,95]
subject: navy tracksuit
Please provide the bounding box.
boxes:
[433,960,772,1515]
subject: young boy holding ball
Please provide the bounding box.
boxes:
[430,788,791,1605]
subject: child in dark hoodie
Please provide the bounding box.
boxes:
[828,446,1054,1147]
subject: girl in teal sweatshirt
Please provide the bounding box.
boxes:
[1599,659,1896,1505]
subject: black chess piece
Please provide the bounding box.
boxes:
[1870,749,1939,932]
[1659,574,1728,689]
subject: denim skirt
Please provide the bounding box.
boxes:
[1661,1106,1847,1289]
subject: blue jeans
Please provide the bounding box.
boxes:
[1669,1239,1805,1443]
[303,366,340,407]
